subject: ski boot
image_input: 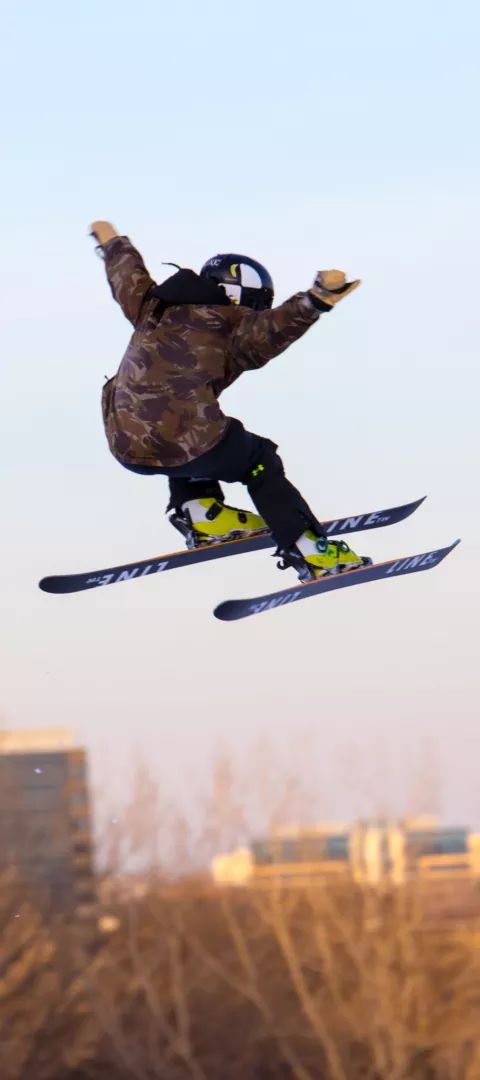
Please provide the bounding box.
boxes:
[169,498,268,550]
[278,530,372,583]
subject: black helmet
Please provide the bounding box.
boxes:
[200,253,274,311]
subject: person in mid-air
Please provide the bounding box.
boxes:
[90,221,370,581]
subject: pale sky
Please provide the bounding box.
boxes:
[1,0,479,832]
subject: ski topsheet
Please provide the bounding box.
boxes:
[213,540,460,622]
[39,496,425,595]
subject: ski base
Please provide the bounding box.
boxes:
[213,540,460,622]
[38,497,425,595]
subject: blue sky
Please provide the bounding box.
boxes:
[1,0,479,831]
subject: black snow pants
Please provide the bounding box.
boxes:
[120,418,326,550]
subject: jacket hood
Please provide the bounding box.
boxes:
[150,268,231,307]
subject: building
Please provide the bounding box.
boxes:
[386,819,474,884]
[0,727,96,925]
[212,817,480,891]
[212,824,353,886]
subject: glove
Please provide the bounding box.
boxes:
[308,269,361,312]
[89,221,118,246]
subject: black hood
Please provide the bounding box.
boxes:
[150,268,231,307]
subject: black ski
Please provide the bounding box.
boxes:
[39,496,425,595]
[213,540,460,621]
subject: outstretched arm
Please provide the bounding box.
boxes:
[229,293,320,374]
[90,221,155,327]
[217,269,361,392]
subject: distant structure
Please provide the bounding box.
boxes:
[0,727,96,926]
[212,816,480,895]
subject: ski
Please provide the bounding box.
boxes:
[39,496,425,595]
[213,540,460,622]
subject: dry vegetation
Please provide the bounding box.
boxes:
[2,869,480,1080]
[2,748,480,1079]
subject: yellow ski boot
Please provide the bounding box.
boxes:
[170,498,268,549]
[280,530,371,582]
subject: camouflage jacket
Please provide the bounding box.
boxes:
[101,237,320,468]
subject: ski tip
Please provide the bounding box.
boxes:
[38,577,69,594]
[408,495,427,511]
[213,601,237,622]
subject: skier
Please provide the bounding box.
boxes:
[90,221,370,581]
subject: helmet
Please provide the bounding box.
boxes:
[200,254,274,311]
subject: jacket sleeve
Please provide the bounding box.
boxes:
[215,293,320,394]
[102,236,156,327]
